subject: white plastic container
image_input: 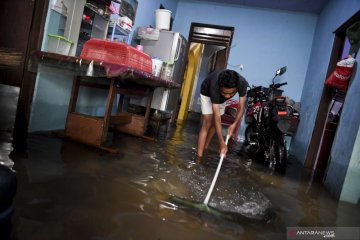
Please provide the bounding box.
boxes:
[118,16,133,32]
[152,58,163,77]
[155,9,172,30]
[137,27,160,40]
[47,34,73,55]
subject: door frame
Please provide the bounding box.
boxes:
[304,11,360,171]
[177,22,234,121]
[5,0,49,148]
[187,22,234,68]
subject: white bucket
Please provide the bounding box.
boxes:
[152,58,163,77]
[155,9,172,30]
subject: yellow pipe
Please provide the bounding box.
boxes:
[177,43,203,122]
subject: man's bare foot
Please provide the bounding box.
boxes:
[196,154,204,164]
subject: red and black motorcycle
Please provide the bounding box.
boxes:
[244,67,299,173]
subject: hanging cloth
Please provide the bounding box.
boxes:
[325,56,355,92]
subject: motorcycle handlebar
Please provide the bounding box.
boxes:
[249,82,288,93]
[272,82,288,89]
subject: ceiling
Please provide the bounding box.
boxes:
[189,0,330,14]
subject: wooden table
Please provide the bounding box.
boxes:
[29,51,180,152]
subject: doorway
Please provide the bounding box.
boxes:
[177,22,234,122]
[305,11,360,176]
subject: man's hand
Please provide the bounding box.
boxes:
[226,124,236,139]
[219,140,228,156]
[225,96,246,143]
[212,103,227,156]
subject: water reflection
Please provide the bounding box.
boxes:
[8,122,360,240]
[0,132,15,168]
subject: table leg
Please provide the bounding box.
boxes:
[102,78,116,144]
[143,88,153,131]
[68,76,81,113]
[64,76,81,136]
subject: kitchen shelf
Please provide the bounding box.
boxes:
[108,22,131,40]
[84,3,110,21]
[82,19,109,32]
[80,20,93,30]
[90,0,111,5]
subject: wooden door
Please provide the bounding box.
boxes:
[0,0,48,147]
[0,0,35,87]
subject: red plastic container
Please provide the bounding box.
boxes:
[80,39,152,74]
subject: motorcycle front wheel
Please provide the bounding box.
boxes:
[244,125,261,154]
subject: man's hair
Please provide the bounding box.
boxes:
[218,70,239,88]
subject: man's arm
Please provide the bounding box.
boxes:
[212,103,227,155]
[227,96,246,137]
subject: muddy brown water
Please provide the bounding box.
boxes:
[3,121,360,240]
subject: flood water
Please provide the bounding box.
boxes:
[5,120,360,240]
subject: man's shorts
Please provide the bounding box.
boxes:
[200,94,226,115]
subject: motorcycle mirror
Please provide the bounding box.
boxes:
[275,66,287,76]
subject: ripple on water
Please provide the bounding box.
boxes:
[172,158,272,220]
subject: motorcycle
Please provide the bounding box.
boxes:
[244,66,299,173]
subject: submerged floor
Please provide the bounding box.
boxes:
[4,120,360,240]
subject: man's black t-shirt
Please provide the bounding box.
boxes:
[200,70,248,104]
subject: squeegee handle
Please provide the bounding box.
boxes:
[225,136,229,145]
[203,135,230,205]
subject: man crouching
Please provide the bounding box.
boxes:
[197,69,248,158]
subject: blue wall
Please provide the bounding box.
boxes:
[174,0,317,102]
[290,0,360,199]
[171,0,318,142]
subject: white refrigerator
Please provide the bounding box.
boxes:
[140,30,187,116]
